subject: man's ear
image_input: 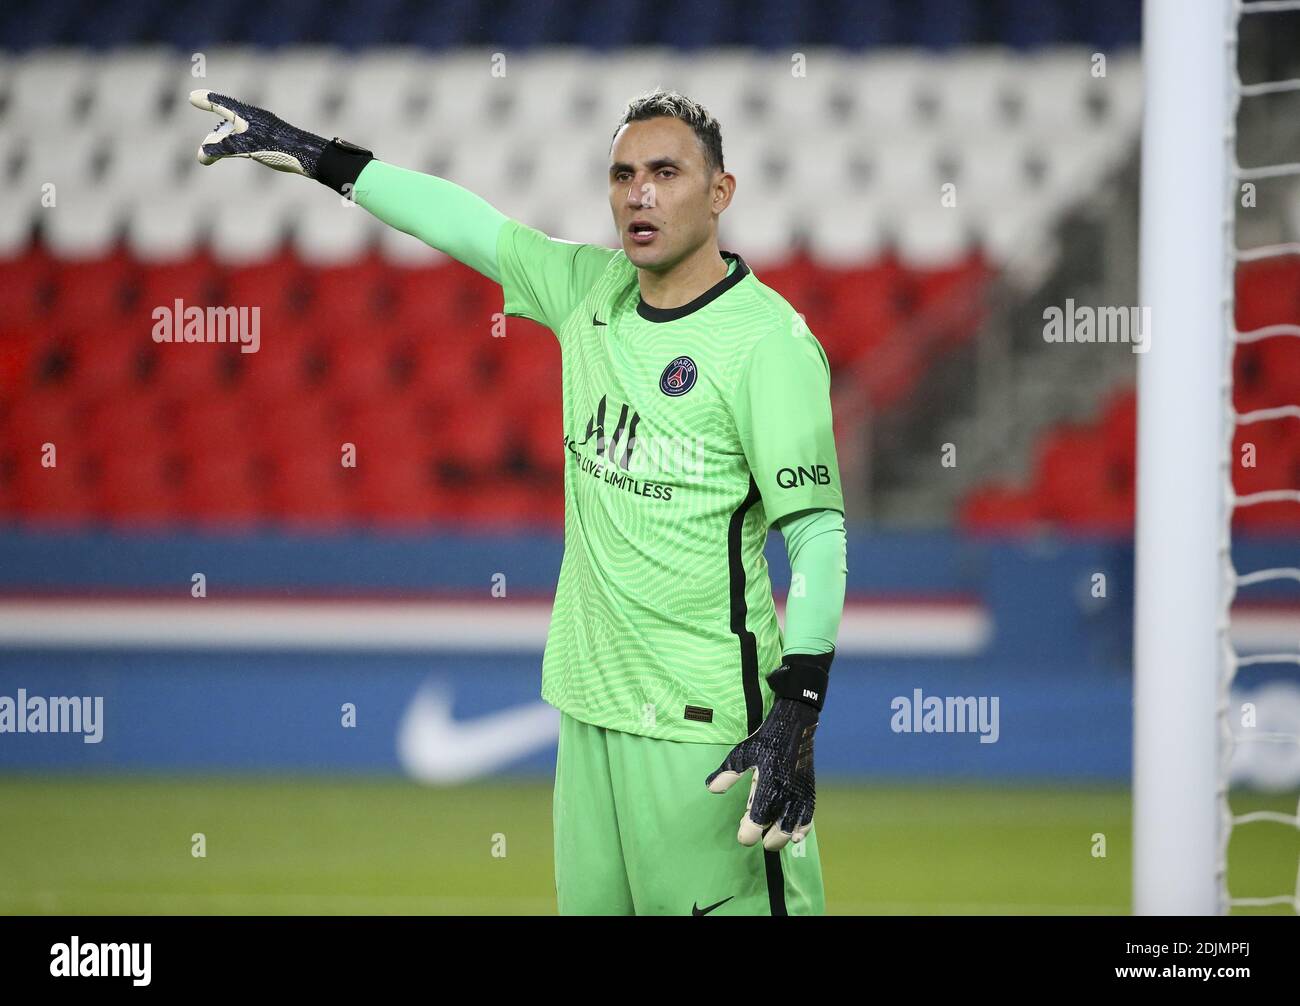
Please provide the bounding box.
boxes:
[713,170,736,214]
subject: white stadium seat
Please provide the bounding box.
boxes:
[806,196,889,265]
[88,48,185,121]
[189,45,270,108]
[7,49,92,129]
[895,206,972,268]
[208,190,292,264]
[41,187,122,258]
[0,183,35,255]
[927,48,1020,134]
[494,49,605,134]
[332,48,432,141]
[845,50,936,132]
[101,127,190,196]
[0,45,1140,272]
[756,48,856,135]
[16,129,101,194]
[259,46,347,133]
[417,48,515,136]
[293,199,376,265]
[127,192,207,262]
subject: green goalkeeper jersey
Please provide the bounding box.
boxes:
[497,219,844,744]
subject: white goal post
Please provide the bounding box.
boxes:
[1133,0,1231,916]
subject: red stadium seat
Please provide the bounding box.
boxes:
[4,390,84,455]
[301,255,396,335]
[433,396,516,475]
[262,447,353,527]
[230,321,318,399]
[507,391,565,478]
[64,327,151,397]
[178,447,265,528]
[345,434,439,527]
[0,326,48,391]
[1254,336,1300,401]
[49,251,137,326]
[220,250,310,332]
[0,247,55,329]
[958,482,1042,531]
[93,449,181,525]
[80,394,170,455]
[404,333,491,401]
[136,254,220,312]
[8,411,96,524]
[389,262,461,333]
[1233,438,1300,529]
[253,393,342,459]
[1033,425,1134,529]
[170,392,253,454]
[319,329,401,403]
[1235,259,1300,333]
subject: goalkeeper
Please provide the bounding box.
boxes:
[190,87,848,916]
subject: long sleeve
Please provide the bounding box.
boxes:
[775,507,847,656]
[351,159,509,283]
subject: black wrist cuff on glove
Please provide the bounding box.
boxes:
[315,138,374,195]
[767,650,833,712]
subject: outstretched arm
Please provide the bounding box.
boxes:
[350,162,506,283]
[189,90,507,283]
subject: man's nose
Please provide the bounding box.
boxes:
[625,181,652,207]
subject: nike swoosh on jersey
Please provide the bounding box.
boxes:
[397,683,560,784]
[592,313,607,326]
[692,896,734,916]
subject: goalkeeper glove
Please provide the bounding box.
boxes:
[188,90,374,195]
[705,650,832,851]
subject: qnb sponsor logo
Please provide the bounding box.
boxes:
[50,937,150,986]
[890,687,1000,744]
[776,464,832,489]
[151,299,261,354]
[0,689,103,744]
[1042,299,1151,354]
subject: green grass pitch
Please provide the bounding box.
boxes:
[1,778,1294,915]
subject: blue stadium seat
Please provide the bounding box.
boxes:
[653,0,737,50]
[152,0,248,51]
[72,0,165,48]
[402,0,482,50]
[1071,0,1141,50]
[815,0,901,49]
[569,0,650,48]
[739,0,812,52]
[322,0,408,49]
[490,0,573,48]
[244,0,328,48]
[2,0,81,50]
[903,0,981,50]
[995,0,1069,50]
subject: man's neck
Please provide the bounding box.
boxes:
[638,242,730,311]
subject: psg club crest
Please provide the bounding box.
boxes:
[659,356,697,397]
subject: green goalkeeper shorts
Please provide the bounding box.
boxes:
[552,710,825,915]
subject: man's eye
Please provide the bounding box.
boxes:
[659,170,675,178]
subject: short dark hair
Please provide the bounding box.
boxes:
[612,88,725,174]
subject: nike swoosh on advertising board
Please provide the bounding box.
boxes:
[396,683,560,784]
